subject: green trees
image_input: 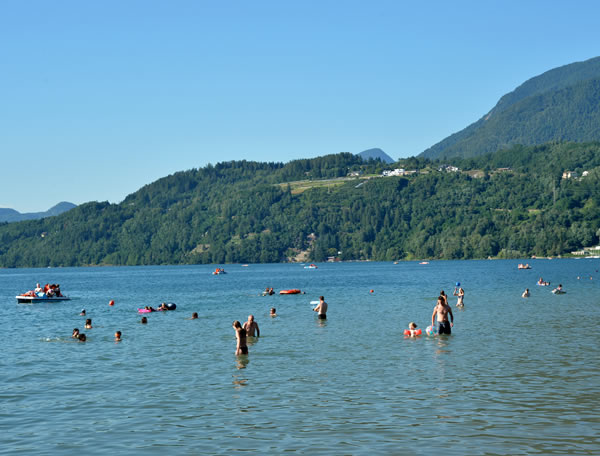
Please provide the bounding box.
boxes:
[1,143,599,267]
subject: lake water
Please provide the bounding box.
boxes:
[1,259,599,455]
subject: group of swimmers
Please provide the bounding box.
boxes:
[70,305,187,343]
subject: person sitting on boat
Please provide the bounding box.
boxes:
[34,283,42,293]
[46,287,55,298]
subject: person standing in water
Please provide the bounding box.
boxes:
[233,321,248,355]
[313,296,328,319]
[432,295,454,335]
[453,287,465,307]
[243,315,260,337]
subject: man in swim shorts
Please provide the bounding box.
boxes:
[313,296,328,319]
[432,295,454,335]
[243,315,260,337]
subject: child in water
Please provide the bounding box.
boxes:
[406,322,421,337]
[114,331,121,341]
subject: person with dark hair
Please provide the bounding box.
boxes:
[313,296,328,319]
[85,319,92,329]
[72,328,80,338]
[78,333,86,342]
[191,312,198,319]
[141,317,148,324]
[432,295,454,335]
[232,321,248,355]
[115,331,122,341]
[270,308,277,317]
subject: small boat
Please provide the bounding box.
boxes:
[16,294,71,304]
[304,264,318,269]
[280,289,301,295]
[518,264,532,269]
[212,268,227,275]
[419,261,429,265]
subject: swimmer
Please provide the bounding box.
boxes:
[407,322,420,337]
[80,309,86,316]
[115,331,121,341]
[522,288,530,298]
[453,286,465,307]
[243,315,260,337]
[85,318,92,329]
[313,296,328,319]
[233,321,248,355]
[270,308,277,317]
[191,312,198,319]
[78,333,86,342]
[141,317,148,324]
[553,284,565,294]
[72,328,80,338]
[439,290,448,305]
[158,303,168,311]
[432,295,454,335]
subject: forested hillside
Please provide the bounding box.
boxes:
[422,56,600,159]
[0,144,599,268]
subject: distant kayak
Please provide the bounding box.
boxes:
[280,289,301,295]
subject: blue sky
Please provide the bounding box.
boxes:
[1,0,599,212]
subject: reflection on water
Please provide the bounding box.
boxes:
[1,260,599,454]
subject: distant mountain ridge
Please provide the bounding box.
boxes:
[421,56,600,159]
[357,148,395,163]
[0,202,77,223]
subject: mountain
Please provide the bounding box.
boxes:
[357,148,395,163]
[421,56,600,159]
[0,145,599,268]
[0,202,77,223]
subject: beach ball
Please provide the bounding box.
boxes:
[456,282,460,287]
[426,325,438,336]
